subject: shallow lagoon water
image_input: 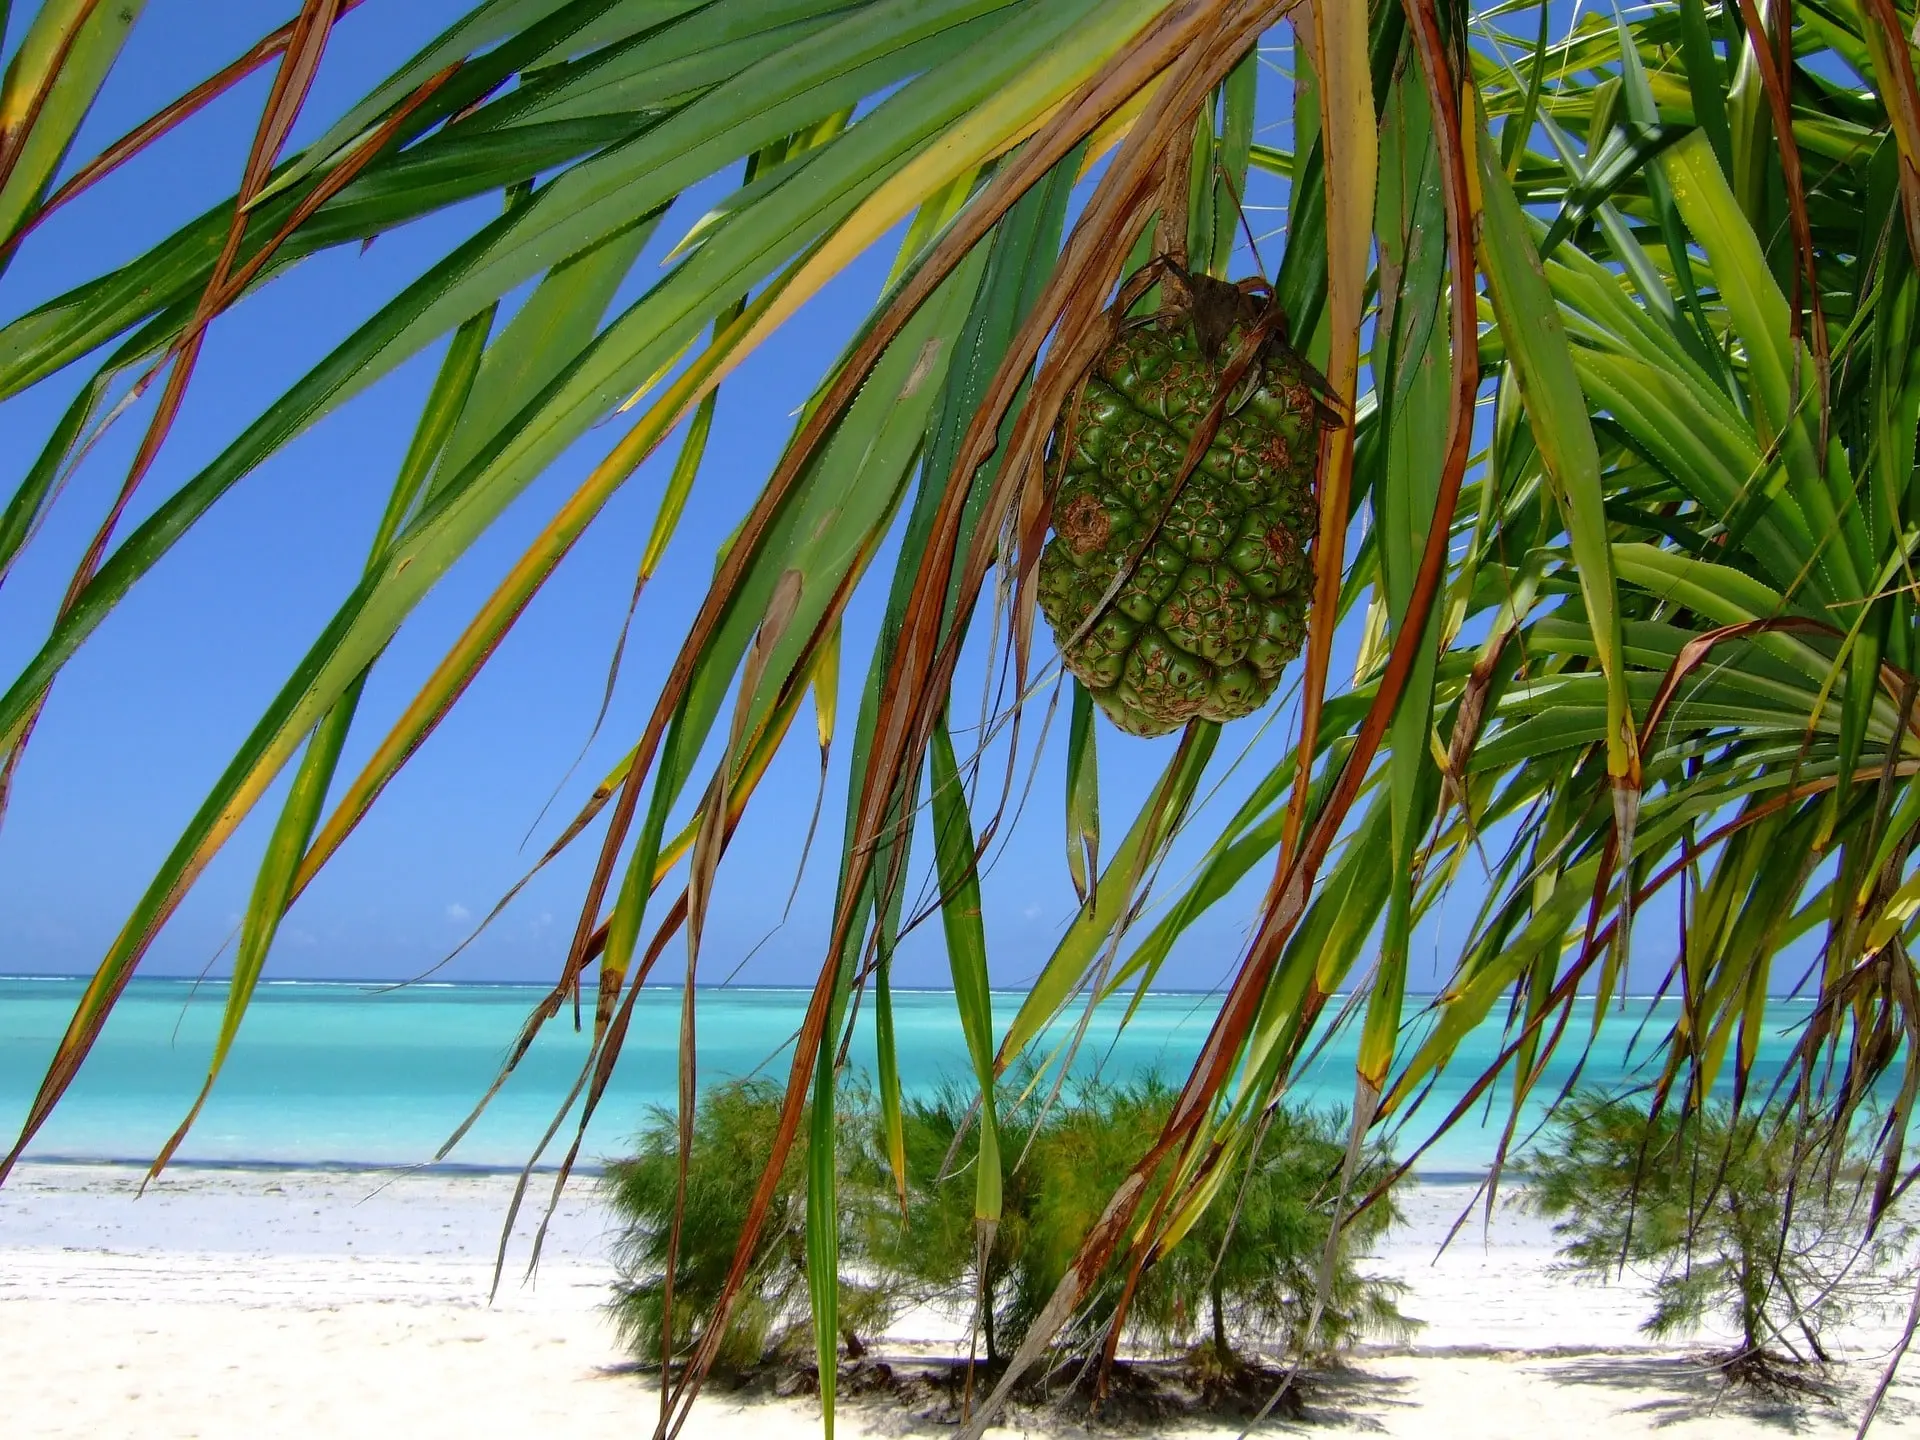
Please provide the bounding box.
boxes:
[0,977,1832,1175]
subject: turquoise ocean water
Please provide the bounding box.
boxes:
[0,978,1834,1176]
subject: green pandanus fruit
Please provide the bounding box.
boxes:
[1037,265,1333,738]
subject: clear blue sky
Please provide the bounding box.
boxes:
[0,4,1565,997]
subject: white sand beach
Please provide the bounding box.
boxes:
[3,1162,1916,1438]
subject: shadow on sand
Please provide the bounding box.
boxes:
[1252,1349,1914,1437]
[606,1349,1915,1436]
[1274,1363,1420,1434]
[1538,1351,1907,1434]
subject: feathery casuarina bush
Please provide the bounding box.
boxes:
[641,1071,1415,1375]
[1524,1093,1915,1387]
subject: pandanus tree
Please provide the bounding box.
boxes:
[4,0,1920,1433]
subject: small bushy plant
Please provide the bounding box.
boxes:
[862,1077,1044,1365]
[607,1070,1410,1383]
[1524,1092,1914,1385]
[603,1078,896,1377]
[1126,1100,1412,1368]
[881,1073,1410,1369]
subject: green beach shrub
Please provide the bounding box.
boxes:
[603,1078,897,1377]
[608,1070,1409,1384]
[1524,1092,1915,1385]
[886,1073,1410,1370]
[1123,1100,1412,1368]
[863,1078,1045,1366]
[1000,1075,1175,1356]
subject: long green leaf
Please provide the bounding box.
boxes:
[929,713,1001,1237]
[1473,97,1637,792]
[0,0,146,244]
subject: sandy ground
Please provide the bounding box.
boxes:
[3,1162,1917,1438]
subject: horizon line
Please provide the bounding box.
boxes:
[0,972,1813,1003]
